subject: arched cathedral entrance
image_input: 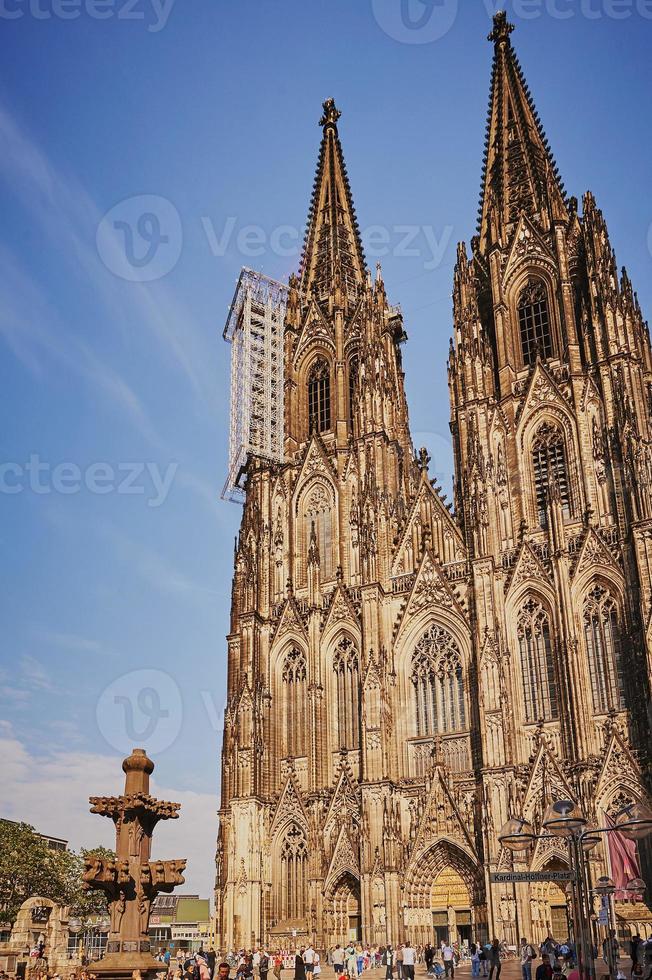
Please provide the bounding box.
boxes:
[431,868,472,946]
[529,859,570,945]
[327,873,361,945]
[403,842,486,947]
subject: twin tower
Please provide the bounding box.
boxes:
[216,13,652,950]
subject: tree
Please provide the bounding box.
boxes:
[0,820,114,924]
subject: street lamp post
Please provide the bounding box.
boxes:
[68,917,82,961]
[498,800,652,980]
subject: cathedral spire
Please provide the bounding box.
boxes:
[299,98,367,299]
[478,12,568,253]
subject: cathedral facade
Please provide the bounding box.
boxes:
[216,14,652,951]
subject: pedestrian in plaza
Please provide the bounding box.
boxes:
[259,952,269,980]
[347,946,358,979]
[520,938,536,980]
[487,940,501,980]
[424,945,435,975]
[396,946,404,980]
[442,944,455,980]
[207,950,216,978]
[333,946,345,977]
[294,951,306,980]
[535,955,552,980]
[470,944,480,978]
[631,936,643,975]
[273,954,283,980]
[382,945,395,980]
[402,943,415,980]
[355,945,363,978]
[479,945,488,978]
[216,964,231,980]
[303,946,315,976]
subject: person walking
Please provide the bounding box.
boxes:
[424,946,434,975]
[294,952,306,980]
[487,940,501,980]
[535,955,552,980]
[382,946,395,980]
[402,943,415,980]
[442,945,455,980]
[520,938,536,980]
[347,946,358,980]
[333,947,345,978]
[304,947,315,977]
[470,944,480,979]
[396,946,404,980]
[259,952,269,980]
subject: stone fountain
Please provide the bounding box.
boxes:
[82,748,187,980]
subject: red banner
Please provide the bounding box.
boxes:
[605,813,640,900]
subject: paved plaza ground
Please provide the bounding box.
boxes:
[293,961,622,980]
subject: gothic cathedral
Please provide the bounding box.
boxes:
[216,13,652,951]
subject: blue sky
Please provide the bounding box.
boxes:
[1,0,652,897]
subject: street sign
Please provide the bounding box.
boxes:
[490,871,576,883]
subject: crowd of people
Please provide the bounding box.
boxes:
[5,933,650,980]
[145,934,652,980]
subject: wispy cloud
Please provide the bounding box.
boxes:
[0,101,218,430]
[19,654,58,693]
[99,523,219,603]
[0,242,164,447]
[34,630,103,655]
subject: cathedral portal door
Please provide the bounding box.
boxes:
[430,868,472,945]
[332,874,362,943]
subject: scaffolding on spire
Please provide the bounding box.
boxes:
[222,268,287,502]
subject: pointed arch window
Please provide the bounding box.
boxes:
[532,423,571,526]
[333,636,360,750]
[279,824,308,921]
[308,358,331,434]
[411,624,466,737]
[302,483,334,582]
[519,280,553,366]
[517,598,559,723]
[583,585,626,713]
[281,647,307,758]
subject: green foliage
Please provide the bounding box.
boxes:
[0,820,115,925]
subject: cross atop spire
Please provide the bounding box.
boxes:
[488,10,514,45]
[477,14,568,253]
[299,99,367,300]
[319,97,341,128]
